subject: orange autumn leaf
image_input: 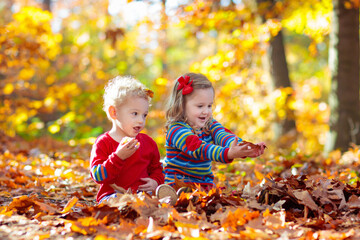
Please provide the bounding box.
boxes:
[61,196,79,214]
[254,169,264,181]
[262,208,271,218]
[221,208,260,231]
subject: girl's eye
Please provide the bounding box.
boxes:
[132,112,138,116]
[143,114,148,118]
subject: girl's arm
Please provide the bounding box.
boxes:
[210,119,266,158]
[167,123,231,163]
[209,119,242,147]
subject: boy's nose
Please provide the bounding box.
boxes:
[138,116,146,123]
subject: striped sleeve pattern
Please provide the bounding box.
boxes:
[167,122,229,163]
[209,119,242,147]
[91,165,108,181]
[164,122,231,184]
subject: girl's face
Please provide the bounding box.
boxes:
[113,96,149,138]
[184,88,214,129]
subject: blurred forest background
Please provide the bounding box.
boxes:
[1,0,359,157]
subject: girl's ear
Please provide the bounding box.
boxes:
[109,106,117,119]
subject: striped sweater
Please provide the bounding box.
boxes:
[164,119,242,187]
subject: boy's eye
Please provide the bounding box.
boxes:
[143,114,148,118]
[132,112,138,116]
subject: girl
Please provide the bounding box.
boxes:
[163,72,266,191]
[90,76,164,203]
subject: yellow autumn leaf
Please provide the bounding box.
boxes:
[3,83,14,95]
[34,234,50,240]
[48,124,60,134]
[95,235,117,240]
[155,77,168,86]
[44,97,56,107]
[46,75,56,85]
[61,111,76,124]
[19,68,35,80]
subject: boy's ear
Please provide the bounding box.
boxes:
[109,106,117,119]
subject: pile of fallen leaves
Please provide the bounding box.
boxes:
[1,134,360,239]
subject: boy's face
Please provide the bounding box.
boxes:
[113,96,149,138]
[184,88,214,129]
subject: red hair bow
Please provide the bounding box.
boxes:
[177,75,193,95]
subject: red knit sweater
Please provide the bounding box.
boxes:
[90,132,164,202]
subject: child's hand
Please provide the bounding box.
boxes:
[110,183,126,193]
[115,137,140,160]
[228,138,265,159]
[256,142,267,155]
[138,177,158,192]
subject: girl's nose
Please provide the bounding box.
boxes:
[203,108,210,115]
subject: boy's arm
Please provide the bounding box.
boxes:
[147,139,164,185]
[168,123,231,163]
[90,140,126,184]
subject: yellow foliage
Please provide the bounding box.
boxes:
[282,0,331,43]
[155,77,168,86]
[19,68,35,80]
[3,84,14,95]
[48,124,60,134]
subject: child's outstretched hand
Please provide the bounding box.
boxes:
[257,142,266,155]
[138,177,158,192]
[228,138,266,159]
[115,137,140,160]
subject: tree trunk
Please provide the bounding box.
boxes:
[256,0,296,139]
[326,0,360,153]
[269,30,296,135]
[160,0,168,76]
[42,0,51,12]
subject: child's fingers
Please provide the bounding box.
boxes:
[110,183,126,193]
[128,139,140,149]
[123,140,139,150]
[233,137,238,146]
[121,137,140,149]
[138,183,150,189]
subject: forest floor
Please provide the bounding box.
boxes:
[1,134,360,239]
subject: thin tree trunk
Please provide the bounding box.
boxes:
[256,0,296,139]
[42,0,51,12]
[269,30,296,135]
[326,0,360,153]
[160,0,168,77]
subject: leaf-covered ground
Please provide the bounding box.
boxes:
[1,134,360,239]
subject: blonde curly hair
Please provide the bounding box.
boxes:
[103,75,153,120]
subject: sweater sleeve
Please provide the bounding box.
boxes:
[167,123,231,163]
[90,137,126,184]
[146,139,165,185]
[209,119,242,147]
